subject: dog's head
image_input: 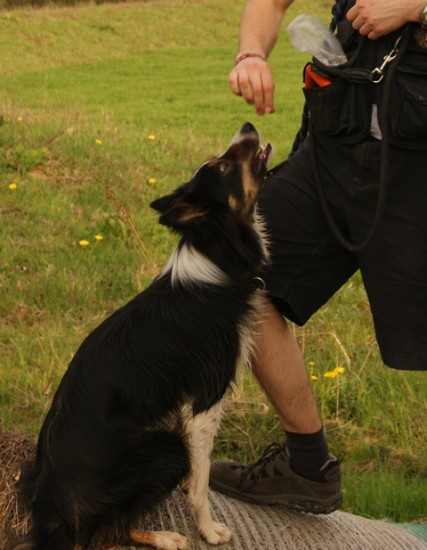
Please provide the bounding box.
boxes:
[150,123,272,230]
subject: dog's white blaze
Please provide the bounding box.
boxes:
[214,125,259,159]
[228,126,257,148]
[162,244,229,287]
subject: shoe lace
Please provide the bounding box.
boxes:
[238,442,284,490]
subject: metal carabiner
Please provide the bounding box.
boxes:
[371,35,403,84]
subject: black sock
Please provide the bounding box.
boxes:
[284,428,331,481]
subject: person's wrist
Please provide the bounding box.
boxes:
[234,53,267,66]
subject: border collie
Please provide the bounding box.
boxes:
[13,122,272,550]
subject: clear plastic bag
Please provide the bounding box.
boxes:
[287,14,347,67]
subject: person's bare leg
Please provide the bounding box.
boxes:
[252,299,321,434]
[209,298,342,513]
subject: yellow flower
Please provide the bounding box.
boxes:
[147,134,156,141]
[335,366,345,375]
[147,178,156,185]
[9,182,17,190]
[79,239,90,247]
[94,234,104,241]
[324,370,338,379]
[17,116,23,122]
[311,375,319,381]
[308,361,316,367]
[95,139,103,145]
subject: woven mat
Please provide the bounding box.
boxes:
[135,488,427,550]
[1,426,426,550]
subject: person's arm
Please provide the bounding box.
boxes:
[229,0,294,116]
[347,0,427,39]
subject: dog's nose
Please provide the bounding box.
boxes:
[240,122,257,134]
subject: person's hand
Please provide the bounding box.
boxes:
[228,56,275,116]
[347,0,423,39]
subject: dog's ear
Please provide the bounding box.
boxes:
[151,192,207,228]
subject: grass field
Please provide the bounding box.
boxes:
[0,0,426,523]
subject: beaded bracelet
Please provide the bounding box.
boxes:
[235,53,267,66]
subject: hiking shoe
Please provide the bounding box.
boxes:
[209,443,343,514]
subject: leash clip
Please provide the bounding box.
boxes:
[372,35,403,83]
[252,276,266,291]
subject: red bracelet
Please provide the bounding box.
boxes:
[235,53,267,66]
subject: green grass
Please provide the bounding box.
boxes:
[0,0,426,524]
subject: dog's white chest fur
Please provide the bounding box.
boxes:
[161,243,229,287]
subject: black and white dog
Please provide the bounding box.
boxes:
[15,123,272,550]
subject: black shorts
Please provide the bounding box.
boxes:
[258,136,427,371]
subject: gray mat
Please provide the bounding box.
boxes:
[135,488,427,549]
[1,425,425,550]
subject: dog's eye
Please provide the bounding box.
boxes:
[218,162,228,173]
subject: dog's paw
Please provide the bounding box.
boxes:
[148,531,188,550]
[200,521,232,545]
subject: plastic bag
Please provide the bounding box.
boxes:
[287,14,347,67]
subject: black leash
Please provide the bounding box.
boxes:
[308,27,410,253]
[286,0,411,252]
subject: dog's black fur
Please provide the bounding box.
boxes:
[12,123,271,550]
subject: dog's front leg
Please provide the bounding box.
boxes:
[183,403,232,546]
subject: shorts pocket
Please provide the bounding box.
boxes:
[303,78,371,140]
[389,68,427,147]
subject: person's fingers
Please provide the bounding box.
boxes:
[346,4,381,38]
[348,12,363,30]
[228,60,275,115]
[346,5,356,22]
[229,66,255,103]
[236,67,256,105]
[260,64,275,114]
[249,70,266,114]
[229,68,243,97]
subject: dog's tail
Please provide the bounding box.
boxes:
[5,534,36,550]
[7,527,75,550]
[10,430,191,549]
[6,460,38,550]
[9,461,76,550]
[7,508,77,550]
[6,535,36,550]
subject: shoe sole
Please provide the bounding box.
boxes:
[210,481,343,515]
